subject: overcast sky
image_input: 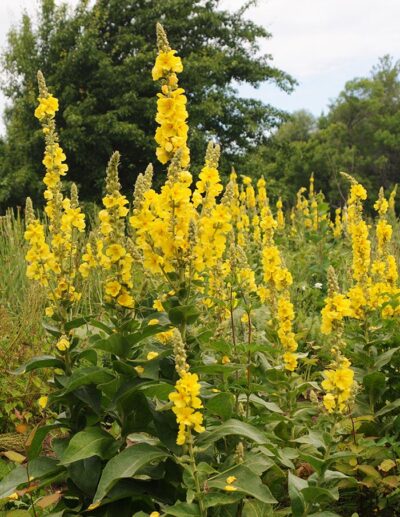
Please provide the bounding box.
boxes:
[1,0,400,133]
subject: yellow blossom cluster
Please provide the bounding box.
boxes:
[169,371,205,445]
[153,23,189,167]
[322,354,355,413]
[80,152,134,308]
[26,72,85,317]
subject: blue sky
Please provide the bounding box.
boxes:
[1,0,400,131]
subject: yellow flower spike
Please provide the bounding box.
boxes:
[169,371,205,445]
[153,24,189,167]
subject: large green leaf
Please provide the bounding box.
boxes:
[242,500,274,517]
[0,458,62,499]
[12,355,65,375]
[0,464,27,498]
[27,423,64,460]
[92,334,131,357]
[64,315,92,331]
[197,419,267,445]
[208,465,277,503]
[168,305,200,326]
[363,371,386,408]
[288,472,307,517]
[59,427,117,465]
[374,346,400,369]
[59,367,114,394]
[92,443,169,503]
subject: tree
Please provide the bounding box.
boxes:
[250,56,400,208]
[0,0,295,209]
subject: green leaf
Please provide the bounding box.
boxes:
[204,492,242,508]
[302,486,339,504]
[248,394,284,414]
[27,423,64,460]
[197,419,267,445]
[374,346,400,369]
[293,430,326,451]
[375,399,400,417]
[288,472,307,517]
[93,334,131,357]
[242,500,274,517]
[363,371,386,408]
[60,366,114,394]
[64,315,92,331]
[208,464,277,503]
[168,305,200,326]
[165,502,201,516]
[12,355,65,375]
[0,458,62,499]
[0,465,27,498]
[92,443,168,503]
[206,392,234,420]
[59,427,117,465]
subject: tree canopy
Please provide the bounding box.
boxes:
[241,56,400,208]
[0,0,295,208]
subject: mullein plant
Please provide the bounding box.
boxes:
[25,72,85,322]
[80,152,134,309]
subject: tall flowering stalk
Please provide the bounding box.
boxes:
[153,23,190,167]
[25,72,85,320]
[80,152,134,309]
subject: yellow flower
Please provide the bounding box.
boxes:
[38,396,48,409]
[153,299,165,312]
[226,476,237,484]
[221,355,230,365]
[117,292,134,308]
[147,351,159,361]
[334,368,354,391]
[135,366,144,375]
[224,485,237,492]
[105,280,122,298]
[323,393,336,413]
[45,306,54,317]
[7,492,19,500]
[56,336,70,352]
[150,512,161,517]
[106,244,126,263]
[149,318,160,325]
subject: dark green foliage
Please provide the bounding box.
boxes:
[0,0,294,209]
[240,56,400,209]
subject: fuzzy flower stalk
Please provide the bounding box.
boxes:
[80,152,134,309]
[168,329,205,445]
[153,23,190,167]
[25,72,85,319]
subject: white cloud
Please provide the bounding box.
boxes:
[223,0,400,78]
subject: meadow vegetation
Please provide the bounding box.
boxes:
[1,23,400,517]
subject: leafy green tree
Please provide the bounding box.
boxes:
[247,56,400,208]
[0,0,295,208]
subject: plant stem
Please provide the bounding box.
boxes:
[187,430,206,517]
